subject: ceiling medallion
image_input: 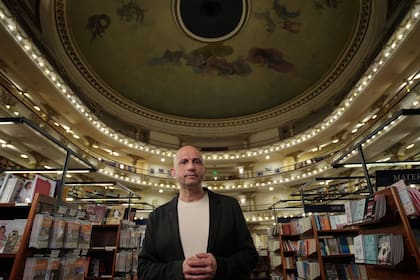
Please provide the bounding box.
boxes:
[172,0,250,42]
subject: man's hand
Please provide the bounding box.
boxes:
[182,253,217,280]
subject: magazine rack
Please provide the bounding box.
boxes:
[1,193,57,279]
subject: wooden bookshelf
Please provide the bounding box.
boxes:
[279,233,300,280]
[3,193,57,280]
[86,224,120,279]
[355,187,420,279]
[251,248,271,280]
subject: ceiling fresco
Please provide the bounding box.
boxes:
[62,0,362,119]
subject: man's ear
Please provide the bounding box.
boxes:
[170,168,175,178]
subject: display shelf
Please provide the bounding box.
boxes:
[354,187,420,279]
[251,248,271,280]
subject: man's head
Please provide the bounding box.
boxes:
[171,145,205,189]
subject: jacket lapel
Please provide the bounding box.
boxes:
[168,195,185,259]
[207,190,222,252]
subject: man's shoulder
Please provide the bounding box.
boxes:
[155,196,177,212]
[207,189,238,204]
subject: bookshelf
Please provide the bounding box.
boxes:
[0,193,89,279]
[267,235,281,276]
[86,220,144,279]
[251,247,271,280]
[349,186,420,279]
[310,215,359,280]
[278,214,363,280]
[279,232,299,280]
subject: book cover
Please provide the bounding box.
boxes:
[337,236,350,254]
[344,200,354,224]
[0,220,10,253]
[59,257,76,279]
[363,234,378,264]
[105,205,126,225]
[0,174,24,203]
[408,188,420,215]
[78,221,93,249]
[15,180,34,203]
[86,204,107,224]
[74,257,87,280]
[324,263,339,280]
[46,258,61,280]
[377,234,391,265]
[49,217,66,249]
[33,175,56,198]
[352,198,367,223]
[3,219,27,253]
[363,195,376,220]
[353,235,365,263]
[391,180,418,216]
[63,219,81,249]
[22,257,48,279]
[326,238,340,255]
[29,213,53,248]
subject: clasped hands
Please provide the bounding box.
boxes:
[182,252,217,280]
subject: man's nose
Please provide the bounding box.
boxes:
[187,161,195,169]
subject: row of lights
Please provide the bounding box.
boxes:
[96,163,330,192]
[337,111,415,163]
[0,3,418,164]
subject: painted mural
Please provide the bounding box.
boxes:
[64,0,361,118]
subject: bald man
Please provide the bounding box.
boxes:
[139,145,258,280]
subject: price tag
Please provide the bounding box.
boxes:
[57,205,67,215]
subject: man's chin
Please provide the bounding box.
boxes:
[183,182,201,189]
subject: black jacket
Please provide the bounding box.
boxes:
[138,189,258,280]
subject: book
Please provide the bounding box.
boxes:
[353,235,365,263]
[63,219,81,249]
[46,258,61,280]
[408,188,420,214]
[377,234,391,265]
[324,263,339,280]
[390,234,404,265]
[363,234,378,264]
[74,257,87,280]
[33,175,56,198]
[3,219,27,253]
[105,205,126,225]
[363,195,376,220]
[29,213,53,248]
[59,257,76,279]
[352,198,367,223]
[391,180,418,216]
[49,217,66,248]
[344,200,354,224]
[326,237,340,255]
[337,236,350,254]
[0,220,10,253]
[22,257,49,279]
[14,179,33,203]
[78,221,93,249]
[85,204,108,224]
[0,174,24,203]
[373,194,386,221]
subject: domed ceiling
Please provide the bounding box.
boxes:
[47,0,374,143]
[62,0,359,118]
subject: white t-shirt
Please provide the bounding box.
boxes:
[177,192,210,258]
